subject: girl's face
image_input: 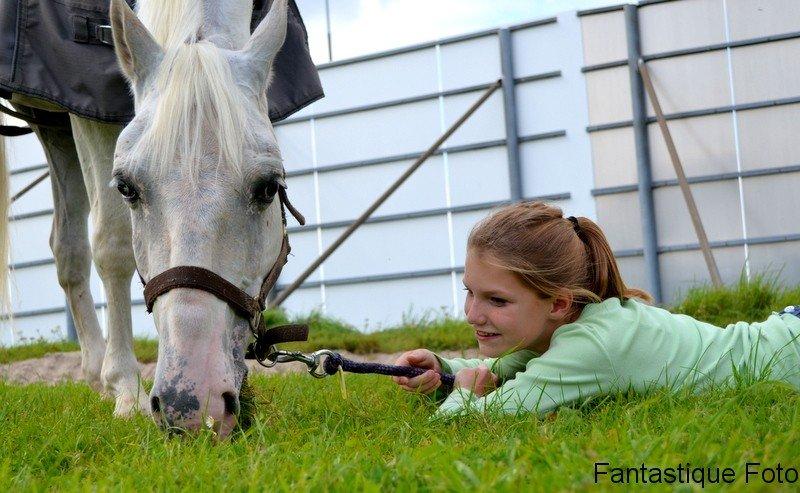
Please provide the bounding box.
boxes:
[463,248,568,357]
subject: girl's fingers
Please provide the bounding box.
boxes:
[400,383,427,393]
[408,349,433,365]
[394,353,413,366]
[398,371,440,393]
[412,370,435,388]
[402,373,428,390]
[418,383,436,394]
[406,350,424,364]
[414,379,440,395]
[418,373,441,394]
[395,349,422,366]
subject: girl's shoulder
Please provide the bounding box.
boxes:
[580,296,672,321]
[575,297,647,325]
[554,297,674,342]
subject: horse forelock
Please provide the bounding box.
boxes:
[134,40,259,182]
[137,0,202,49]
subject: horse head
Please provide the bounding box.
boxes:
[109,0,291,437]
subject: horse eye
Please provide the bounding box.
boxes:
[116,179,139,202]
[252,177,279,205]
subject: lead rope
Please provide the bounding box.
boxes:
[255,188,456,391]
[240,188,456,392]
[324,352,455,393]
[257,347,455,394]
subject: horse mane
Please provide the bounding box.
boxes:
[133,1,259,181]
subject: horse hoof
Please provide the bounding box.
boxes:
[113,392,151,417]
[85,376,104,393]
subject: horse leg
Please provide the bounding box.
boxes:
[16,106,106,390]
[68,114,149,415]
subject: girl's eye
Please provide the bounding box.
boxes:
[116,180,139,202]
[490,297,507,306]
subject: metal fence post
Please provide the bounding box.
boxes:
[624,4,662,303]
[499,28,522,202]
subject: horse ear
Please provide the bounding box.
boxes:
[109,0,163,91]
[240,0,288,89]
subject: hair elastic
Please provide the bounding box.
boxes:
[567,216,588,244]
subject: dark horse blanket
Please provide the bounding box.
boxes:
[0,0,323,124]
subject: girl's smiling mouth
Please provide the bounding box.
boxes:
[476,330,500,340]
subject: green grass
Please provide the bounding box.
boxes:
[2,373,799,490]
[0,338,160,365]
[2,275,800,490]
[672,272,800,327]
[0,340,80,364]
[273,310,476,354]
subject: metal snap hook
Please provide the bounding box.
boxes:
[254,345,279,368]
[309,349,336,378]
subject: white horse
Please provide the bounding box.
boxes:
[1,0,295,437]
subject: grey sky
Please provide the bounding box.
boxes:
[295,0,623,63]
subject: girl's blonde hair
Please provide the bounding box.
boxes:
[468,201,653,306]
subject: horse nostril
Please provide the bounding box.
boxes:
[150,395,161,414]
[222,391,239,416]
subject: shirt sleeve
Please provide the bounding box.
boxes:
[435,354,496,375]
[429,356,492,403]
[436,349,538,378]
[433,350,538,403]
[434,325,616,417]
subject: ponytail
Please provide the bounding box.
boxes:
[572,217,654,304]
[468,201,653,306]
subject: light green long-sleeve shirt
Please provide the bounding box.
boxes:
[436,297,800,416]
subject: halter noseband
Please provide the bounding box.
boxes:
[139,184,309,354]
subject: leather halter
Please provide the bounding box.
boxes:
[139,185,309,353]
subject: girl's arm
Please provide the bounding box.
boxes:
[436,350,537,380]
[436,355,491,374]
[393,349,537,397]
[435,327,616,416]
[431,351,534,403]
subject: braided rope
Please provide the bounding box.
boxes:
[322,352,455,392]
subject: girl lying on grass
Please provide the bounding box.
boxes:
[393,201,800,416]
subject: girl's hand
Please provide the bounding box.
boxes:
[393,349,442,394]
[454,365,499,397]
